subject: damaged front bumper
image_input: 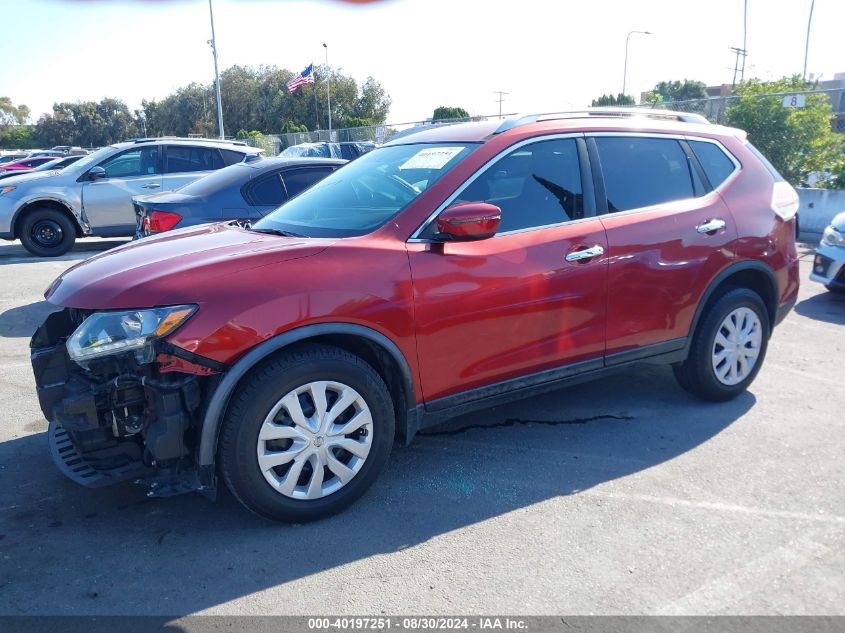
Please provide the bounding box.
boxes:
[30,308,222,498]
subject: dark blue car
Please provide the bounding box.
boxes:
[133,156,345,237]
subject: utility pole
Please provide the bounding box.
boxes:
[741,0,748,81]
[730,47,748,88]
[207,0,224,139]
[803,0,815,81]
[494,91,509,118]
[323,43,332,138]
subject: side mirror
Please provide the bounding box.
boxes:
[87,166,107,181]
[434,201,501,241]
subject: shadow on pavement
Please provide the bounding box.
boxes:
[0,239,128,265]
[0,365,754,615]
[0,301,60,338]
[794,290,845,325]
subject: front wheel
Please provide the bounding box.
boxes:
[19,208,76,257]
[219,345,395,522]
[673,288,770,402]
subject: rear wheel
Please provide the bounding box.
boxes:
[19,208,76,257]
[219,345,395,522]
[674,288,770,401]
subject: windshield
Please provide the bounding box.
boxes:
[252,142,476,237]
[68,146,117,171]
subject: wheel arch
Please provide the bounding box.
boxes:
[686,260,778,352]
[197,323,419,480]
[12,198,84,239]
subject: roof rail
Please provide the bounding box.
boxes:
[494,107,710,134]
[127,136,249,146]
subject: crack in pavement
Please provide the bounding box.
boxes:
[420,414,635,437]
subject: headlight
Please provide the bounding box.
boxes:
[66,305,196,365]
[821,226,845,248]
[0,185,16,196]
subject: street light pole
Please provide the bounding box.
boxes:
[803,0,815,81]
[622,30,652,98]
[323,43,332,138]
[208,0,224,139]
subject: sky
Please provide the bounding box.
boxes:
[2,0,843,126]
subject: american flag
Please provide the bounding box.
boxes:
[286,64,315,93]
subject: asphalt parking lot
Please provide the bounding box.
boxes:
[0,237,842,616]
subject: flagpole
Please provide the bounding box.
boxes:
[323,43,332,139]
[312,61,319,133]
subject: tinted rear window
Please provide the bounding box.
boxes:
[166,146,224,173]
[245,173,286,206]
[595,137,695,212]
[220,149,247,166]
[689,140,737,188]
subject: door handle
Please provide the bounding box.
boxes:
[141,183,161,189]
[565,245,605,262]
[696,218,726,234]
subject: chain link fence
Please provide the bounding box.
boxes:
[237,114,512,155]
[236,90,845,156]
[627,88,845,133]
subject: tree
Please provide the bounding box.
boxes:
[725,76,843,186]
[0,125,38,149]
[652,79,708,103]
[432,106,469,121]
[343,116,371,128]
[590,94,634,107]
[0,97,30,127]
[35,99,139,147]
[281,121,308,133]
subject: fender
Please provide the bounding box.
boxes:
[11,197,88,237]
[196,322,418,477]
[684,259,778,353]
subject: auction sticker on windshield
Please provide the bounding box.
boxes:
[399,147,465,170]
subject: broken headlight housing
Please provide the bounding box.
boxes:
[66,305,197,366]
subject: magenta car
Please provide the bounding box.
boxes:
[0,156,58,173]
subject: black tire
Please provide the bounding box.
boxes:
[673,288,770,402]
[19,208,76,257]
[825,284,845,294]
[219,344,395,522]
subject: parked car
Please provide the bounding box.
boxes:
[0,156,58,174]
[26,150,65,158]
[0,137,260,256]
[280,141,376,161]
[0,153,27,165]
[50,146,89,156]
[809,210,845,292]
[0,155,84,182]
[133,156,344,237]
[31,109,799,522]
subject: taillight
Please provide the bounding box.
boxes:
[147,210,182,233]
[771,181,799,221]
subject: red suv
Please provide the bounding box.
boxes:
[31,110,799,522]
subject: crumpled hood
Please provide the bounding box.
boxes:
[46,223,334,309]
[831,210,845,232]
